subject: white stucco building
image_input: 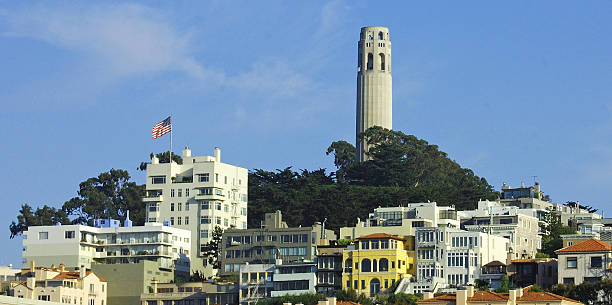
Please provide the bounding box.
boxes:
[356,26,392,162]
[144,147,248,275]
[396,227,509,294]
[555,238,612,285]
[339,202,459,240]
[22,221,191,276]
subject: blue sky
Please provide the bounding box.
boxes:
[1,1,611,265]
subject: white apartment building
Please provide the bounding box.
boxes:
[339,202,459,240]
[11,263,107,305]
[461,203,541,259]
[22,221,191,276]
[144,147,248,275]
[239,263,274,305]
[396,227,509,294]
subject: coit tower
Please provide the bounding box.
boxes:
[356,26,392,162]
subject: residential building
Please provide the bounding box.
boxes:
[561,233,598,248]
[144,147,248,275]
[343,233,414,297]
[0,265,20,281]
[397,227,509,294]
[573,218,612,245]
[507,258,557,289]
[462,208,541,259]
[239,263,274,305]
[478,261,506,290]
[418,285,583,305]
[339,202,459,240]
[11,262,107,305]
[316,243,345,296]
[0,295,64,305]
[91,260,174,305]
[140,281,238,305]
[220,211,335,274]
[555,238,612,285]
[271,262,317,297]
[22,220,191,278]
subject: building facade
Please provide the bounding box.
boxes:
[141,281,238,305]
[342,233,413,297]
[398,227,509,294]
[271,262,317,297]
[144,147,248,275]
[339,202,459,240]
[220,211,335,274]
[22,221,191,277]
[356,26,392,162]
[11,263,107,305]
[555,238,612,285]
[507,258,558,289]
[316,244,345,296]
[238,264,274,305]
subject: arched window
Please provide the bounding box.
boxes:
[372,259,378,272]
[370,278,381,296]
[378,32,384,40]
[368,34,373,40]
[361,259,371,272]
[367,53,373,70]
[380,53,385,71]
[379,258,389,271]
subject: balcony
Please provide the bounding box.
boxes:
[143,195,164,202]
[195,193,225,201]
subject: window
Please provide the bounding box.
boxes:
[201,216,211,224]
[152,176,166,184]
[361,240,369,250]
[563,277,574,285]
[177,217,182,225]
[201,230,209,238]
[178,203,182,211]
[224,218,228,226]
[361,259,371,272]
[216,217,221,225]
[149,203,159,212]
[198,174,209,182]
[380,53,385,70]
[225,176,228,184]
[178,189,182,197]
[185,202,189,211]
[216,202,222,210]
[171,189,175,197]
[185,188,189,196]
[367,53,373,70]
[215,173,219,182]
[170,203,175,211]
[379,258,389,271]
[39,232,48,240]
[170,217,175,225]
[567,257,577,269]
[65,231,75,239]
[224,204,229,212]
[591,256,603,268]
[185,217,189,225]
[201,201,210,209]
[378,31,384,40]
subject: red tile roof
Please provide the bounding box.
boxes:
[418,294,456,303]
[555,238,612,253]
[468,291,507,302]
[53,271,106,282]
[356,233,404,241]
[337,301,362,305]
[518,291,583,304]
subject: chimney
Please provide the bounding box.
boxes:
[466,285,474,298]
[59,263,65,272]
[509,288,522,305]
[182,146,191,158]
[456,288,468,305]
[423,292,434,300]
[80,266,86,278]
[326,297,336,305]
[151,154,159,164]
[214,147,221,163]
[30,261,35,272]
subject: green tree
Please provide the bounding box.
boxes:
[138,151,183,171]
[326,141,356,182]
[9,204,70,238]
[540,211,575,257]
[201,226,223,269]
[474,279,489,291]
[62,169,145,225]
[495,275,509,293]
[255,293,325,305]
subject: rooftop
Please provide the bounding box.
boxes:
[356,233,404,241]
[555,238,612,253]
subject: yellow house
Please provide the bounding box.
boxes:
[342,233,414,296]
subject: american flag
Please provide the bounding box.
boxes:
[152,116,172,139]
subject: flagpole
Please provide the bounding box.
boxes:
[170,114,173,165]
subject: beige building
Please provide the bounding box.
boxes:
[144,147,248,276]
[91,260,173,305]
[141,281,238,305]
[555,238,612,285]
[419,285,582,305]
[356,26,392,162]
[11,262,107,305]
[0,295,64,305]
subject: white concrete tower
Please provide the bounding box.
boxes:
[356,26,392,162]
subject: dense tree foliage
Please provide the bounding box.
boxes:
[138,151,183,171]
[551,279,612,305]
[9,169,144,238]
[539,211,576,257]
[248,127,497,230]
[201,226,223,269]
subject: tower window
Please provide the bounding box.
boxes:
[368,34,373,40]
[378,32,384,40]
[367,53,373,70]
[380,53,385,71]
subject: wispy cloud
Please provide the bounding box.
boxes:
[2,3,204,79]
